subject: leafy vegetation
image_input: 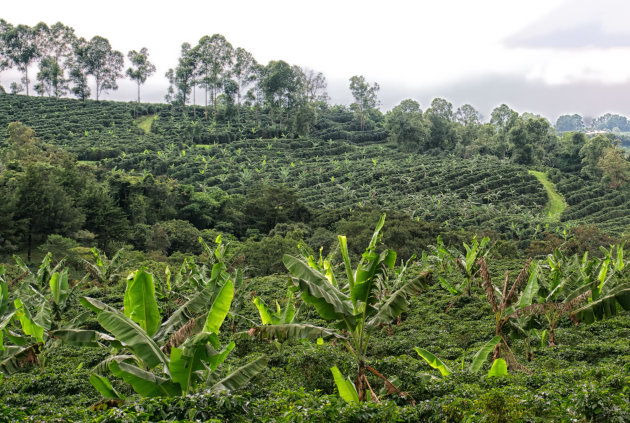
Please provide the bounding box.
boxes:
[2,20,630,420]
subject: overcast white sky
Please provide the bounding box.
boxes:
[3,0,630,121]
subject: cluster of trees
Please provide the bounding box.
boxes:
[385,99,630,187]
[556,113,630,133]
[0,20,155,102]
[0,122,317,263]
[164,34,330,135]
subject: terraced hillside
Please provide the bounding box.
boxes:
[1,94,629,238]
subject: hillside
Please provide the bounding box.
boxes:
[2,94,630,422]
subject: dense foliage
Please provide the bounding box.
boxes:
[1,24,630,419]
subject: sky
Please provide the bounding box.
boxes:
[2,0,630,122]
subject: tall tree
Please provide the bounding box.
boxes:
[5,123,84,261]
[68,37,91,100]
[232,47,257,120]
[126,47,156,104]
[196,34,233,118]
[349,75,379,131]
[0,19,14,91]
[555,114,585,132]
[301,68,328,104]
[490,104,518,131]
[80,36,124,100]
[34,23,75,97]
[455,104,481,126]
[597,146,629,189]
[260,60,300,131]
[3,24,40,96]
[166,42,196,106]
[385,99,430,152]
[579,134,612,179]
[425,98,458,150]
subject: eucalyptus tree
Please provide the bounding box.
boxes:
[195,34,233,118]
[260,60,301,131]
[455,104,481,126]
[126,47,156,104]
[67,37,90,100]
[80,36,123,100]
[294,68,328,135]
[33,22,75,97]
[2,23,40,96]
[0,19,14,91]
[232,47,258,120]
[349,75,379,131]
[166,42,196,106]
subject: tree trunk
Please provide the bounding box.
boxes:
[27,225,32,262]
[25,67,29,96]
[205,86,208,120]
[192,83,196,118]
[356,361,366,402]
[137,82,141,104]
[237,84,241,122]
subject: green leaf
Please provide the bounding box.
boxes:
[109,361,181,397]
[97,310,168,369]
[571,284,630,322]
[338,236,355,289]
[0,311,16,350]
[0,345,33,374]
[169,346,206,394]
[80,297,117,314]
[414,347,451,377]
[487,358,508,377]
[520,263,540,308]
[49,329,113,347]
[14,299,44,343]
[469,336,501,373]
[330,365,360,403]
[439,277,461,295]
[155,280,219,342]
[211,355,268,394]
[90,373,124,400]
[49,269,69,307]
[283,255,353,321]
[0,279,9,315]
[244,323,342,342]
[253,297,277,325]
[123,269,161,337]
[203,279,233,334]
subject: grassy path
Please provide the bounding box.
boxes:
[136,114,155,134]
[528,170,567,220]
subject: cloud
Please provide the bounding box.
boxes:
[507,22,630,49]
[504,0,630,49]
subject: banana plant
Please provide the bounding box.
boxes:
[0,257,102,375]
[428,235,490,296]
[568,244,630,323]
[478,256,539,372]
[0,266,14,352]
[274,213,426,402]
[253,288,299,326]
[84,268,266,399]
[414,335,507,378]
[82,247,126,291]
[510,249,588,346]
